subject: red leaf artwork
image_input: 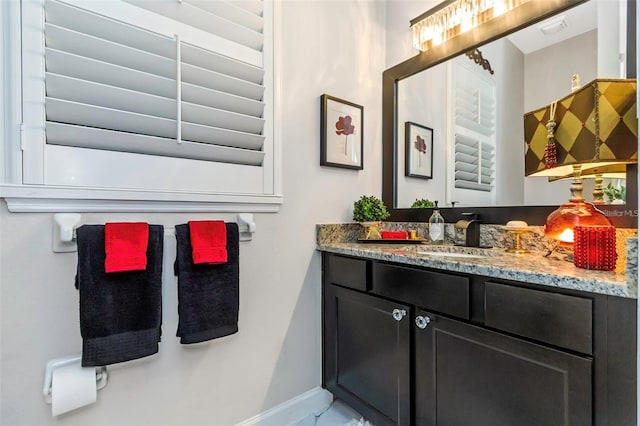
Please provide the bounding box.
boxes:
[414,135,427,168]
[414,135,426,153]
[336,115,356,155]
[335,116,355,136]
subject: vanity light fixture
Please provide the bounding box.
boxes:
[523,79,638,244]
[411,0,533,52]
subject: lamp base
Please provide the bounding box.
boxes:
[544,199,612,244]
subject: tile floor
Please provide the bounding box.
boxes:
[293,400,374,426]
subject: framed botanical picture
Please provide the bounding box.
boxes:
[320,94,363,170]
[405,121,433,179]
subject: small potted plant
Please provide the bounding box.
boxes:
[353,195,390,239]
[410,198,435,209]
[604,183,625,204]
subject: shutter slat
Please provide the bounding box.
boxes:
[185,0,263,32]
[481,152,494,161]
[182,82,264,117]
[455,162,477,173]
[455,181,493,192]
[455,142,477,156]
[124,0,263,51]
[182,122,264,151]
[456,118,494,136]
[46,73,175,119]
[455,171,479,181]
[181,42,263,85]
[47,98,265,151]
[182,62,264,100]
[46,48,176,99]
[46,98,176,139]
[45,0,176,58]
[46,122,264,166]
[455,151,478,165]
[233,0,263,16]
[45,23,175,78]
[182,102,264,134]
[481,166,492,176]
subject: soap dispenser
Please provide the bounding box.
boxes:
[428,201,445,244]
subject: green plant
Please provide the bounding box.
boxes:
[410,198,435,209]
[604,183,626,203]
[352,195,390,222]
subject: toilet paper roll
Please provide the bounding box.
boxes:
[51,363,97,416]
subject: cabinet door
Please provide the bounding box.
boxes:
[324,284,411,426]
[414,310,592,426]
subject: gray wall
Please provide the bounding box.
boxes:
[0,1,385,424]
[523,30,597,206]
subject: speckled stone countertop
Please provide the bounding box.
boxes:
[317,223,638,299]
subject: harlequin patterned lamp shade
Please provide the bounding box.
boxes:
[524,79,637,178]
[523,79,636,244]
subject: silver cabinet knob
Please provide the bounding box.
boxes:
[392,309,407,321]
[415,315,431,329]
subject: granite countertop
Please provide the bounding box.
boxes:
[317,224,637,299]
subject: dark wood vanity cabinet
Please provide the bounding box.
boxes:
[324,284,411,426]
[321,252,637,426]
[414,310,592,426]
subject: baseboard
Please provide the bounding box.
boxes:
[235,387,333,426]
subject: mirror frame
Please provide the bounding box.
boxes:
[382,0,638,227]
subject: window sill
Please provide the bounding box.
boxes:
[0,184,282,213]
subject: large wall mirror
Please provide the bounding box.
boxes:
[382,0,637,226]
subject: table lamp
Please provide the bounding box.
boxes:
[524,78,637,244]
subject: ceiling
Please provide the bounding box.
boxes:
[506,0,597,55]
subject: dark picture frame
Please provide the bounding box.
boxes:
[405,121,433,179]
[320,94,364,170]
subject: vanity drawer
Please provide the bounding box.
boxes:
[372,263,469,320]
[485,282,593,355]
[326,254,368,291]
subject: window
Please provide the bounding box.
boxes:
[1,0,281,211]
[447,59,496,206]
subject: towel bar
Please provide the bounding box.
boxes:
[237,213,256,242]
[52,213,81,253]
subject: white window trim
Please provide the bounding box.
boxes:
[0,0,283,213]
[445,58,497,207]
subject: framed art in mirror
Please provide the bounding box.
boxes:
[405,121,433,179]
[320,94,364,170]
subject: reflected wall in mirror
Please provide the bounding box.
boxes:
[395,0,630,209]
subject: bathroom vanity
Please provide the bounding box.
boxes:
[319,239,636,426]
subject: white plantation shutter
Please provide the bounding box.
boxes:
[44,0,265,165]
[452,63,496,195]
[16,0,278,202]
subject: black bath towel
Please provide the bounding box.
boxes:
[75,225,164,367]
[174,223,239,344]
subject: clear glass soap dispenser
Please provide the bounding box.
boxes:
[428,201,445,244]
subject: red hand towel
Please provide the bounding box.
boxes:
[381,231,407,239]
[188,220,228,264]
[104,222,149,273]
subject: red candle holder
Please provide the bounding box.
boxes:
[573,225,617,271]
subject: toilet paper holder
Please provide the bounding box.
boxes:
[43,355,108,404]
